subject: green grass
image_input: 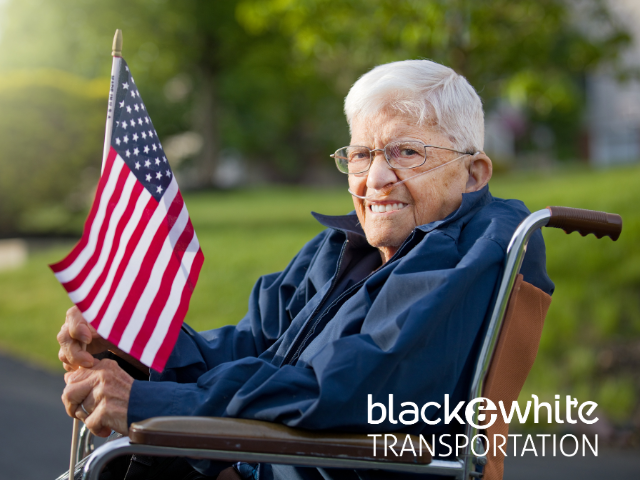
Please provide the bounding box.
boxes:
[1,166,639,423]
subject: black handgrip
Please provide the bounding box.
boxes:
[546,206,622,241]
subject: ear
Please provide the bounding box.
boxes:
[465,152,493,192]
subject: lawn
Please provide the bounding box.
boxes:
[1,165,638,423]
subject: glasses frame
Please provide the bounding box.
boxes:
[331,142,472,175]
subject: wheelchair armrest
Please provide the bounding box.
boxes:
[129,417,431,465]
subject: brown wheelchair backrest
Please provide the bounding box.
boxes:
[481,274,552,480]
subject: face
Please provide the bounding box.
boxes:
[348,111,492,263]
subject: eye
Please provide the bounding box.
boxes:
[400,148,419,157]
[348,148,370,162]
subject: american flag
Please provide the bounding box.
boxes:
[50,59,204,372]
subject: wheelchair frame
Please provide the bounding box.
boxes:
[60,206,621,480]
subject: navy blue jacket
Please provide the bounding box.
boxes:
[128,186,553,477]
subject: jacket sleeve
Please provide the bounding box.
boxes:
[147,230,329,385]
[128,228,506,434]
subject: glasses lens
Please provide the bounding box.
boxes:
[334,146,370,174]
[385,141,427,168]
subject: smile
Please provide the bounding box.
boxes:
[368,202,408,213]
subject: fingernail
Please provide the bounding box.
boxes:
[83,361,93,368]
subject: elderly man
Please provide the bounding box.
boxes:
[59,59,553,479]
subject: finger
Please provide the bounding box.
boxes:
[84,403,120,438]
[60,334,94,369]
[58,347,82,372]
[58,320,94,368]
[61,376,95,418]
[64,359,100,384]
[67,306,92,344]
[58,349,76,371]
[74,390,98,422]
[84,410,113,437]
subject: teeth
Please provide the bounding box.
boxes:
[370,203,406,213]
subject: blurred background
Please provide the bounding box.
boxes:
[1,0,640,478]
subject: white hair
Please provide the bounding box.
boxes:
[344,59,484,152]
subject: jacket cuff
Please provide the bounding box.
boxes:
[127,379,198,426]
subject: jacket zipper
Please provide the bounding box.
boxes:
[281,239,349,366]
[281,230,418,367]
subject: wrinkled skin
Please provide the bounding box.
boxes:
[58,306,145,436]
[348,111,493,263]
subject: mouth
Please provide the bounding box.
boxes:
[367,201,409,214]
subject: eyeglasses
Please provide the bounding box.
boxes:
[331,140,472,175]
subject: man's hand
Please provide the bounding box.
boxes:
[62,358,133,437]
[57,306,112,371]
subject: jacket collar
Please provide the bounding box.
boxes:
[312,184,492,239]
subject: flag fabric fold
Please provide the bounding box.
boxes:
[51,59,204,372]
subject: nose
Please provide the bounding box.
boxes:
[366,150,398,191]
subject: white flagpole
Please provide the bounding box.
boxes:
[102,29,123,173]
[68,345,85,478]
[68,29,123,478]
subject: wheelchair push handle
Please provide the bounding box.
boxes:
[546,206,622,241]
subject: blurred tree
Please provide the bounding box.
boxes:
[0,0,351,184]
[236,0,631,161]
[0,0,632,191]
[0,70,106,235]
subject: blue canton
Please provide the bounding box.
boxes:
[111,59,173,202]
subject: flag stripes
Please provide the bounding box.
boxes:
[50,146,203,371]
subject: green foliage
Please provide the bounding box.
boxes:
[0,0,631,180]
[1,167,639,424]
[491,166,640,423]
[0,70,106,235]
[236,0,630,145]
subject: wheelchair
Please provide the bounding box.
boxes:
[58,206,622,480]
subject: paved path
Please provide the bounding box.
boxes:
[0,353,71,480]
[1,352,639,480]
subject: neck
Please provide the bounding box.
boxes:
[377,246,398,264]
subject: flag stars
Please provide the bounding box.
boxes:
[155,158,160,166]
[122,82,129,89]
[152,144,157,151]
[144,117,150,124]
[138,118,143,126]
[125,149,131,157]
[156,172,162,180]
[148,130,153,137]
[135,161,141,170]
[119,100,125,108]
[156,186,163,194]
[130,120,135,127]
[144,160,151,168]
[143,145,150,154]
[133,147,139,156]
[146,173,152,182]
[141,132,147,140]
[134,104,140,112]
[131,90,137,98]
[132,133,139,142]
[141,104,146,110]
[121,122,127,130]
[163,156,167,163]
[165,170,171,178]
[126,105,132,114]
[115,138,121,146]
[123,135,129,144]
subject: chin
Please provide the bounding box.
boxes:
[364,230,407,250]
